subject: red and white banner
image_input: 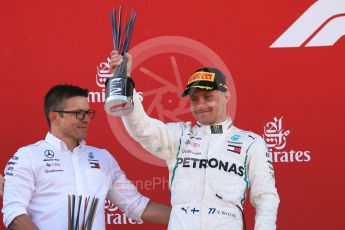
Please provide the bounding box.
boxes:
[1,0,344,229]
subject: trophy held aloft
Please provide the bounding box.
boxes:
[104,7,136,116]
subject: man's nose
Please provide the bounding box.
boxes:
[195,99,207,107]
[81,114,91,123]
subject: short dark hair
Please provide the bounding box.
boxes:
[44,84,89,127]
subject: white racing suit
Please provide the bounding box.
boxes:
[122,92,279,230]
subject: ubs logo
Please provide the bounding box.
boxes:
[44,150,54,158]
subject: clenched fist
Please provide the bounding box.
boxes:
[109,50,132,76]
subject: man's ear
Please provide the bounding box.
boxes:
[223,91,230,104]
[49,111,59,125]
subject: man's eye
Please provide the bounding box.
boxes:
[190,97,197,102]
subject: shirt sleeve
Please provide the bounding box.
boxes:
[2,147,35,227]
[247,136,280,230]
[106,154,150,222]
[121,90,182,161]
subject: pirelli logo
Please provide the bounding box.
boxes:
[187,72,215,84]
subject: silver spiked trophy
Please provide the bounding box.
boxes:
[67,194,99,230]
[104,7,136,116]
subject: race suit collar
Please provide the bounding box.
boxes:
[45,132,86,152]
[196,117,233,135]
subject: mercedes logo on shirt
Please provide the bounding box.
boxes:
[44,150,54,158]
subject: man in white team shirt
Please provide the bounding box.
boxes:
[2,84,170,230]
[110,51,280,230]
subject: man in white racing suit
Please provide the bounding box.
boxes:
[2,84,170,230]
[110,52,280,229]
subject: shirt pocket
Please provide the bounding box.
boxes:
[86,169,107,197]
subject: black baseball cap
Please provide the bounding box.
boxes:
[181,67,227,97]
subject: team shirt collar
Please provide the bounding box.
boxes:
[196,117,233,135]
[45,132,86,152]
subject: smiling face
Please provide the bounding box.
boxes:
[50,96,91,148]
[189,89,229,125]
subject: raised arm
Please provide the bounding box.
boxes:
[110,50,182,161]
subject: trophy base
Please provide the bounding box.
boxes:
[104,95,134,116]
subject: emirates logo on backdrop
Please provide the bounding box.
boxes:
[96,58,112,88]
[264,117,290,150]
[263,116,311,163]
[104,199,142,225]
[88,58,112,103]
